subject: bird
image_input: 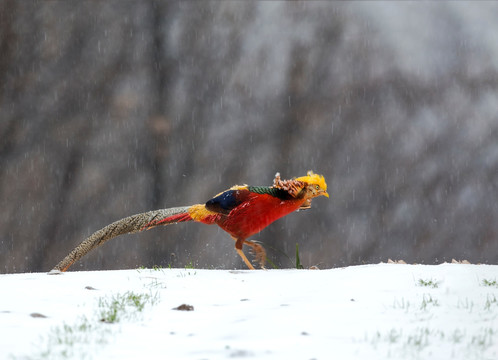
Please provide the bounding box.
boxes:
[51,171,328,272]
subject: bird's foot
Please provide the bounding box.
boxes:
[246,240,267,269]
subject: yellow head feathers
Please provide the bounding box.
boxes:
[295,171,329,197]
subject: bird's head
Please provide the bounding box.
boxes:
[295,171,329,199]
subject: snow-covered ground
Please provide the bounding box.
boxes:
[2,264,497,359]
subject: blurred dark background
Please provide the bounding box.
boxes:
[1,1,497,273]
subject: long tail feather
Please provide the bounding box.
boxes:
[51,206,192,272]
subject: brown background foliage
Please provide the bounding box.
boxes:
[1,2,497,272]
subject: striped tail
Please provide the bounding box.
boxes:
[51,206,193,273]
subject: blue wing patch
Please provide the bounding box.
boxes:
[205,190,242,214]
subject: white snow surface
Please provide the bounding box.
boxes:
[2,264,498,359]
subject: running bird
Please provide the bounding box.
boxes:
[52,171,328,272]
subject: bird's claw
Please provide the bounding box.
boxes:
[247,241,266,269]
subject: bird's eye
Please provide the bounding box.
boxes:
[315,185,319,190]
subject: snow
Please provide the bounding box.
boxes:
[2,264,498,359]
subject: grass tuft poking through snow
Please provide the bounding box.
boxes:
[419,293,440,311]
[36,316,110,359]
[482,278,498,288]
[19,291,159,359]
[98,291,159,323]
[417,278,441,288]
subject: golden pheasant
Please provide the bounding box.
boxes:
[51,171,328,272]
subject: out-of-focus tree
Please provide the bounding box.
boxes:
[1,1,497,272]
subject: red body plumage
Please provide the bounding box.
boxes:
[150,188,305,242]
[214,192,303,240]
[149,188,307,240]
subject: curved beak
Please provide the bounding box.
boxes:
[321,190,329,198]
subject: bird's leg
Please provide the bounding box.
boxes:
[233,237,255,270]
[243,240,267,269]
